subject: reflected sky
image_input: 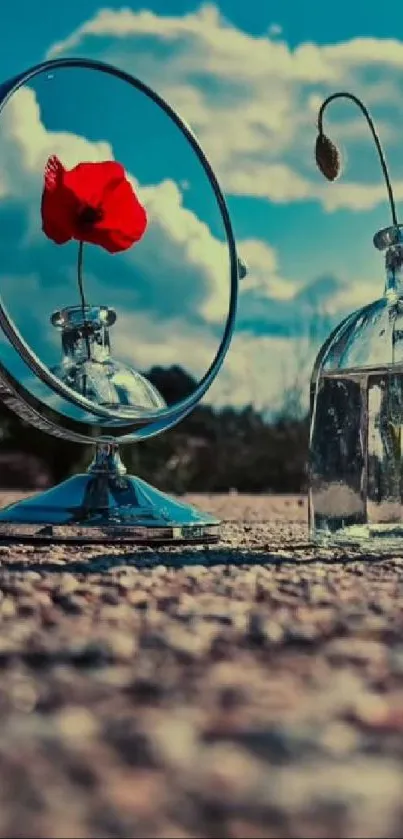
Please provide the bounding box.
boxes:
[0,67,233,427]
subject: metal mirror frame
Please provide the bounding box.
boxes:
[0,57,239,445]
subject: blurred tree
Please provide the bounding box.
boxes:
[0,365,309,493]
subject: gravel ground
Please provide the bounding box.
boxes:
[0,492,403,838]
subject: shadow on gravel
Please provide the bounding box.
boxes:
[0,543,389,573]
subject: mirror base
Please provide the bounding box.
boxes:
[0,444,220,544]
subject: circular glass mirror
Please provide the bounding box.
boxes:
[0,58,239,444]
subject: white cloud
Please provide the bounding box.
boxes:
[237,239,296,299]
[113,309,309,413]
[225,163,311,203]
[0,87,113,199]
[45,4,403,212]
[208,331,315,413]
[225,161,403,211]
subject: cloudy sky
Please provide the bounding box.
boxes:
[1,0,403,418]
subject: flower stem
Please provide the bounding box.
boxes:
[317,92,397,227]
[77,241,91,361]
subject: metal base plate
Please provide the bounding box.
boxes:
[0,473,220,544]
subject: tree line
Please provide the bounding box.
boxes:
[0,365,309,493]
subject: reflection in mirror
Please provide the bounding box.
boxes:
[0,328,124,429]
[0,65,231,427]
[50,305,166,414]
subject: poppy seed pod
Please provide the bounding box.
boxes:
[315,132,341,181]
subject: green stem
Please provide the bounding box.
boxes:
[77,241,91,361]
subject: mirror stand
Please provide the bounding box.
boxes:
[0,441,220,543]
[0,56,241,546]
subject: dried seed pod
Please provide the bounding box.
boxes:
[315,132,341,181]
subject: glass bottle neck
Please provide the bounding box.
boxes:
[385,244,403,298]
[51,306,117,365]
[374,226,403,298]
[62,325,111,364]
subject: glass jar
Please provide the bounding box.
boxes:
[310,225,403,547]
[51,305,165,413]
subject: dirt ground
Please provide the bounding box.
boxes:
[0,492,403,839]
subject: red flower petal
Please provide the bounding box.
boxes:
[63,161,126,208]
[44,155,64,191]
[84,178,147,253]
[41,156,75,245]
[41,157,147,253]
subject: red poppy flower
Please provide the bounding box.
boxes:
[41,156,147,253]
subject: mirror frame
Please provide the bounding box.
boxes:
[0,57,239,444]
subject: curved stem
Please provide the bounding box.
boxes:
[318,91,397,227]
[77,241,91,361]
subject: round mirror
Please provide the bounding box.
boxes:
[0,58,239,445]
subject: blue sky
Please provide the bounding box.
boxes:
[1,0,403,417]
[4,0,403,72]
